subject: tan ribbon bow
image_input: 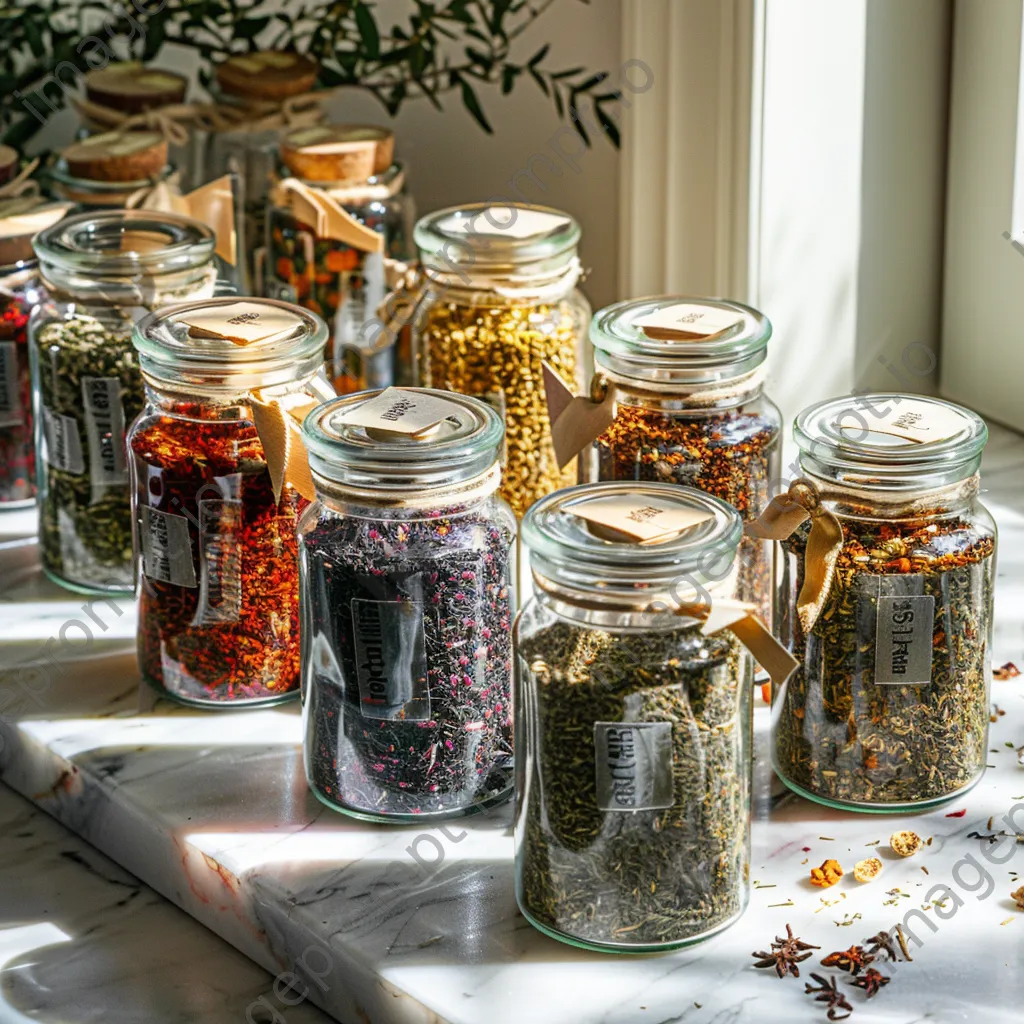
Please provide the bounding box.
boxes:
[541,363,617,469]
[744,478,844,634]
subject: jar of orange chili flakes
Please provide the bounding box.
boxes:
[265,124,415,393]
[128,297,334,707]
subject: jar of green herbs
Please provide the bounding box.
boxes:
[30,210,218,594]
[515,481,756,952]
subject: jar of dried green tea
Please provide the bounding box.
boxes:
[412,203,590,519]
[516,481,755,952]
[580,297,782,627]
[767,394,996,811]
[30,210,218,594]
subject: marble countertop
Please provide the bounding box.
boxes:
[0,427,1022,1024]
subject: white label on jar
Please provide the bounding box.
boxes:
[82,376,128,494]
[594,722,675,812]
[42,407,85,474]
[439,206,570,240]
[337,387,460,438]
[192,498,243,625]
[141,506,197,588]
[872,574,934,685]
[567,493,713,545]
[835,397,967,445]
[351,598,430,721]
[0,341,22,427]
[635,303,744,340]
[179,301,304,347]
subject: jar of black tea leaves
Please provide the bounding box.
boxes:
[764,394,996,811]
[299,387,516,821]
[516,481,756,952]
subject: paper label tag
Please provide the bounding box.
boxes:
[180,301,303,347]
[594,722,674,812]
[0,342,22,427]
[441,206,570,240]
[835,398,966,445]
[872,576,934,685]
[141,506,197,587]
[42,408,85,474]
[338,387,460,437]
[191,498,243,625]
[118,230,173,254]
[82,376,128,494]
[541,363,618,469]
[568,494,714,545]
[635,303,744,340]
[351,598,430,721]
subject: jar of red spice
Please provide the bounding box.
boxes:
[765,394,995,811]
[266,124,415,394]
[129,297,334,707]
[580,297,782,625]
[299,387,516,820]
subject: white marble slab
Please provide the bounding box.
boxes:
[0,428,1021,1024]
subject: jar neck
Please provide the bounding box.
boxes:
[801,467,981,519]
[598,363,767,410]
[143,369,319,412]
[531,580,714,632]
[421,252,581,306]
[40,261,218,308]
[312,462,502,512]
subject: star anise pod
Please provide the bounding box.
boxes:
[752,923,820,978]
[804,973,854,1021]
[849,967,890,998]
[863,930,899,961]
[821,944,875,975]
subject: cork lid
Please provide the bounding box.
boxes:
[85,61,188,114]
[280,125,395,182]
[0,202,68,267]
[215,51,319,102]
[0,145,18,186]
[62,131,168,183]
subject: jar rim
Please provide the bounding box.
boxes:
[304,388,504,494]
[46,159,176,203]
[522,482,742,600]
[414,202,580,277]
[795,393,988,479]
[590,296,771,383]
[34,209,215,276]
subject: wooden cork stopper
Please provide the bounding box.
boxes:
[0,145,18,187]
[215,51,319,102]
[63,131,168,183]
[280,125,395,182]
[85,61,188,114]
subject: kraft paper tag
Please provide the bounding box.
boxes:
[249,388,325,504]
[441,206,570,240]
[569,494,713,545]
[337,387,459,438]
[542,362,617,469]
[635,303,744,340]
[273,178,384,254]
[137,175,237,266]
[181,301,303,346]
[835,397,965,445]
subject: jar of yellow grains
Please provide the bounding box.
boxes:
[411,203,589,518]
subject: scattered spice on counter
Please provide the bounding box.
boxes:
[863,930,900,961]
[889,831,921,858]
[853,858,882,883]
[994,662,1021,680]
[945,808,967,818]
[849,968,890,998]
[834,912,862,928]
[776,516,994,808]
[751,924,820,978]
[804,974,854,1021]
[130,400,303,704]
[0,286,34,504]
[594,404,777,622]
[1011,886,1024,910]
[811,859,845,888]
[821,945,874,975]
[895,924,913,961]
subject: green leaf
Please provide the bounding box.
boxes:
[500,63,519,95]
[595,103,620,147]
[459,77,492,132]
[528,43,549,67]
[235,15,270,38]
[24,18,44,58]
[355,3,380,59]
[550,67,584,80]
[528,65,548,96]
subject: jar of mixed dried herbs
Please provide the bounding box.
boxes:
[30,210,219,594]
[516,482,755,952]
[411,203,590,519]
[129,297,334,707]
[770,394,996,811]
[580,297,781,626]
[299,387,516,821]
[266,124,414,393]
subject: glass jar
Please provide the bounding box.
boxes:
[266,126,415,393]
[582,297,782,627]
[516,481,754,952]
[773,394,996,811]
[299,388,517,821]
[412,203,590,519]
[129,297,333,708]
[0,247,44,508]
[30,210,219,594]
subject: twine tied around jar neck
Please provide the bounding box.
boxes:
[0,158,40,203]
[311,461,503,509]
[71,96,194,146]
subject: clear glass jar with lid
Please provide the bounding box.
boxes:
[30,210,219,594]
[265,124,415,393]
[581,297,782,627]
[771,393,996,811]
[412,203,590,519]
[299,387,517,821]
[129,297,334,707]
[515,481,754,952]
